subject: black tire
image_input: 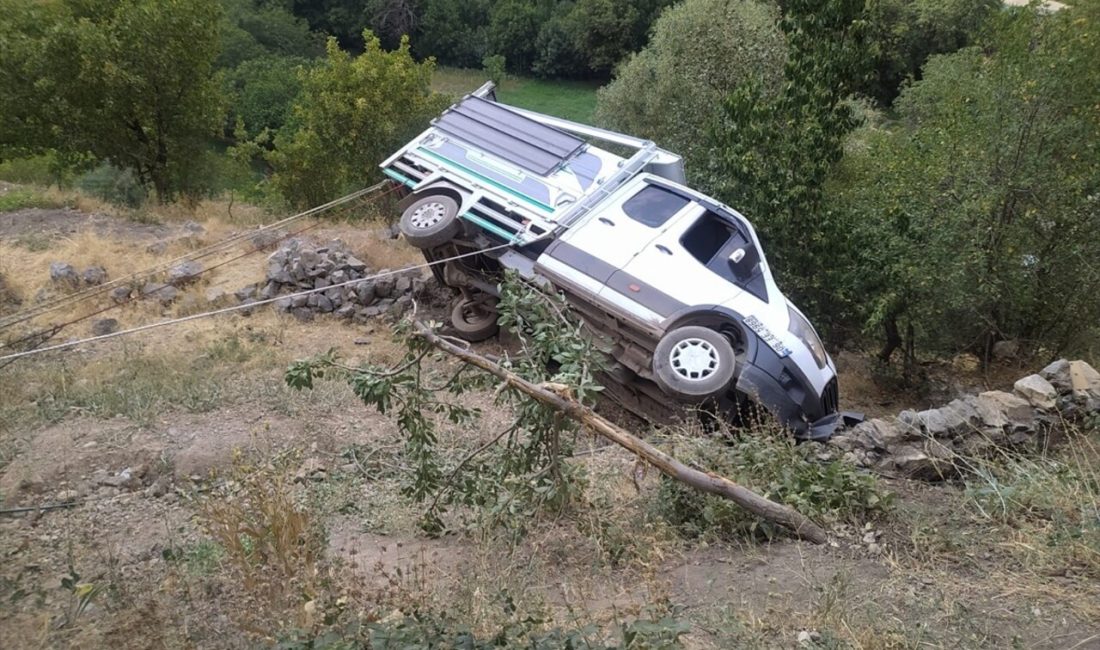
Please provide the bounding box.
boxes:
[399,194,460,249]
[652,326,736,401]
[450,295,499,342]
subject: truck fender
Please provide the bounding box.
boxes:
[398,180,476,216]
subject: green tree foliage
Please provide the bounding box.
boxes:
[416,0,492,68]
[218,0,323,69]
[596,0,787,189]
[0,0,226,201]
[829,5,1100,359]
[265,33,448,207]
[224,56,310,140]
[488,0,542,73]
[707,0,868,322]
[862,0,999,105]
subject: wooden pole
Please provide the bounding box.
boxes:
[414,321,829,545]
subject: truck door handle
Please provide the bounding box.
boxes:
[598,217,615,226]
[655,245,672,255]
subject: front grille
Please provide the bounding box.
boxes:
[821,377,839,414]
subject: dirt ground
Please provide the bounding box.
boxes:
[1,204,1097,649]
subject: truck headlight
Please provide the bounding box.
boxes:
[788,306,827,369]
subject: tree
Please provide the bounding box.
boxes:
[415,0,492,68]
[487,0,542,73]
[861,0,999,105]
[224,56,311,140]
[265,33,449,207]
[218,0,324,69]
[570,0,639,76]
[707,0,869,324]
[594,0,787,177]
[829,4,1100,360]
[0,0,226,200]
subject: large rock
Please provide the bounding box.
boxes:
[1068,360,1100,410]
[49,261,79,286]
[167,260,203,286]
[142,282,178,305]
[109,286,133,303]
[1014,374,1057,410]
[880,444,954,481]
[1040,359,1072,391]
[91,318,119,336]
[975,391,1035,430]
[82,266,108,286]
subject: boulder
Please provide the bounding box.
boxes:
[234,285,257,302]
[258,281,278,301]
[91,318,119,336]
[991,340,1020,360]
[880,444,953,481]
[976,391,1035,430]
[142,282,178,305]
[49,261,79,286]
[167,260,203,286]
[1014,374,1057,410]
[374,273,396,299]
[82,266,107,286]
[1068,360,1100,410]
[1040,359,1071,391]
[109,286,133,303]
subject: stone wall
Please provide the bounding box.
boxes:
[831,359,1100,479]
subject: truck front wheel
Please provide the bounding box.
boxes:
[652,326,736,401]
[399,194,460,249]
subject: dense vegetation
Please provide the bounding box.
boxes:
[1,0,1098,362]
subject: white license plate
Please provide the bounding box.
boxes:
[744,315,792,357]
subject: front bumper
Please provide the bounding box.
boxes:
[735,346,840,441]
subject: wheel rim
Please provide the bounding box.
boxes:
[669,338,720,381]
[458,301,493,325]
[409,201,448,229]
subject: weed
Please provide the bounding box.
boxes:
[199,451,324,586]
[0,186,63,211]
[163,540,225,576]
[655,425,892,541]
[960,422,1100,576]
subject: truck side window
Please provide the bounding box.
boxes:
[621,185,689,227]
[681,212,733,265]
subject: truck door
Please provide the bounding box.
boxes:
[536,178,693,301]
[605,206,766,324]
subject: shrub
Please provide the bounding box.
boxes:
[77,163,148,208]
[481,53,506,87]
[655,428,891,540]
[266,32,448,208]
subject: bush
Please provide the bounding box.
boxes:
[77,163,148,208]
[481,53,506,87]
[655,430,891,540]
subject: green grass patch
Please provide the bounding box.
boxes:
[433,67,600,123]
[0,187,63,212]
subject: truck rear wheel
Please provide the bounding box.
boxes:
[450,295,499,342]
[653,326,736,401]
[399,194,460,249]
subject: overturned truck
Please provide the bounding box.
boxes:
[381,82,842,440]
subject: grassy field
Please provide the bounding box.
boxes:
[432,67,601,123]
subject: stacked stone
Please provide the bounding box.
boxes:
[831,359,1100,480]
[248,239,426,322]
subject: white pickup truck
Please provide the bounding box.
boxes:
[381,83,842,440]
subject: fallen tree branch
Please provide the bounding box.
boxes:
[412,320,829,545]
